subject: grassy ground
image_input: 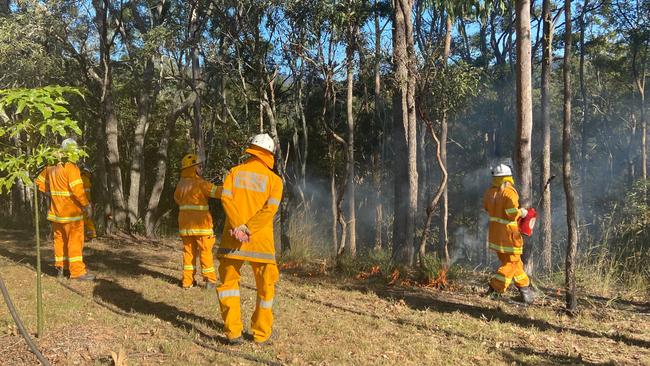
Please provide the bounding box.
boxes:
[0,228,649,365]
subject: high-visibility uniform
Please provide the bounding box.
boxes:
[80,171,97,238]
[173,167,222,287]
[217,146,283,343]
[483,180,530,293]
[36,162,90,278]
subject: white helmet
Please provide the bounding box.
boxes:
[250,133,275,153]
[61,138,78,150]
[491,163,513,177]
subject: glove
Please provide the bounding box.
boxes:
[83,203,93,218]
[520,208,528,218]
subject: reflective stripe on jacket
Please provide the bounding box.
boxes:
[174,169,222,237]
[219,147,283,264]
[35,163,89,223]
[483,183,523,254]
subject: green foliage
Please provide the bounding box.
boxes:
[336,248,395,280]
[607,180,650,262]
[416,253,460,283]
[418,61,481,120]
[0,86,86,193]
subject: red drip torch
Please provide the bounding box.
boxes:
[518,175,556,237]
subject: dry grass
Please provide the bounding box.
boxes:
[0,228,649,365]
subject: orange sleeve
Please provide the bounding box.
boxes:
[221,169,245,227]
[173,182,182,205]
[503,187,520,221]
[35,169,47,193]
[67,164,89,207]
[201,180,222,199]
[246,174,283,235]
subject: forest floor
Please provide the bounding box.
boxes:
[0,228,649,365]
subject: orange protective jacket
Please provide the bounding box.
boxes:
[219,147,283,264]
[174,168,222,236]
[36,162,89,223]
[483,182,524,254]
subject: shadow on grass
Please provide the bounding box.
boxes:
[0,246,60,277]
[279,273,650,351]
[92,279,281,365]
[337,282,650,350]
[0,234,179,284]
[500,346,617,366]
[537,286,650,314]
[84,247,179,284]
[92,278,219,336]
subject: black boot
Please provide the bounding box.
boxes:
[518,286,535,304]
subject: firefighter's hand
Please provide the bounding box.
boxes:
[520,208,528,218]
[235,224,250,235]
[230,225,250,243]
[84,204,93,217]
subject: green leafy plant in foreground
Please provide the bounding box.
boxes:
[0,85,85,337]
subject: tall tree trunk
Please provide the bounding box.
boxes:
[345,41,357,257]
[144,94,196,237]
[392,0,418,266]
[540,0,554,273]
[563,0,579,313]
[330,141,339,254]
[579,1,590,220]
[262,72,290,253]
[632,43,647,182]
[439,15,452,264]
[127,58,155,228]
[190,1,205,162]
[642,92,647,182]
[628,117,638,185]
[94,0,127,228]
[417,104,448,262]
[297,67,308,193]
[373,0,383,251]
[515,0,534,272]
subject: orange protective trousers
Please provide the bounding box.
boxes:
[489,252,530,293]
[52,221,87,278]
[217,258,279,342]
[181,235,217,287]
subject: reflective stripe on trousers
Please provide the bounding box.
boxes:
[216,248,275,261]
[179,228,213,235]
[258,297,273,309]
[218,289,241,299]
[489,242,523,254]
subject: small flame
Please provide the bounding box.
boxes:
[356,265,381,280]
[426,266,449,289]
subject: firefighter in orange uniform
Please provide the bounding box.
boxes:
[174,153,222,289]
[217,133,283,345]
[80,167,97,239]
[35,138,95,281]
[483,163,534,304]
